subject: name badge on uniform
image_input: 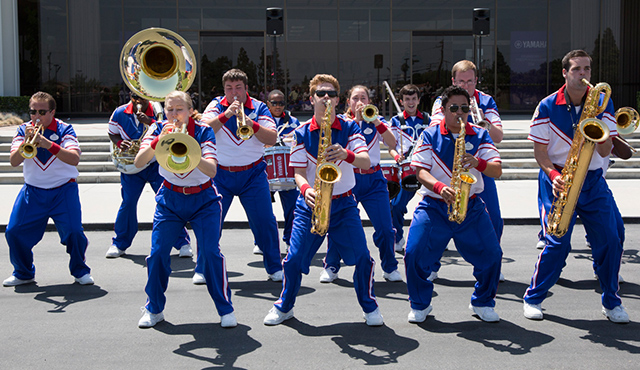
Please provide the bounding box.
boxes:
[465,142,474,151]
[363,127,373,135]
[248,112,257,120]
[289,122,297,129]
[49,133,59,141]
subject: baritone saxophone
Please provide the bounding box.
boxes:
[546,79,610,237]
[448,117,477,223]
[310,100,342,236]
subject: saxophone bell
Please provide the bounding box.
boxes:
[615,107,640,135]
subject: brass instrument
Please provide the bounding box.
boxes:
[310,100,342,236]
[615,106,639,135]
[362,104,379,122]
[154,119,202,173]
[471,96,491,129]
[19,119,42,159]
[120,28,197,102]
[235,96,254,140]
[546,79,611,237]
[448,117,478,223]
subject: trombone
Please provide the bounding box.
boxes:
[19,119,43,159]
[154,119,201,173]
[234,96,254,140]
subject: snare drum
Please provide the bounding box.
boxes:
[264,145,296,191]
[400,158,421,191]
[381,163,401,199]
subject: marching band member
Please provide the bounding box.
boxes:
[263,74,383,326]
[388,84,430,253]
[404,85,503,323]
[106,90,191,258]
[201,69,283,284]
[320,85,402,283]
[134,91,236,328]
[523,50,628,323]
[3,91,94,287]
[263,89,301,251]
[430,60,504,282]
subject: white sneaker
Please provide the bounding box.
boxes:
[499,272,505,282]
[585,240,591,249]
[602,305,629,324]
[74,274,94,285]
[253,245,263,255]
[594,273,625,284]
[408,305,433,323]
[105,245,125,258]
[268,270,284,282]
[192,272,206,285]
[138,308,164,328]
[220,312,237,328]
[394,238,405,253]
[427,271,438,282]
[319,268,338,283]
[383,269,403,282]
[178,244,193,258]
[264,306,294,325]
[523,302,543,320]
[469,304,500,322]
[363,308,384,326]
[536,240,546,250]
[3,275,35,287]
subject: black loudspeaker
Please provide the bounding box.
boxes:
[266,7,284,36]
[374,54,383,69]
[473,8,490,36]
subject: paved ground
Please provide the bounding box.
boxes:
[1,225,639,369]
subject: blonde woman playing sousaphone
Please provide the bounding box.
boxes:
[404,85,503,324]
[320,84,403,284]
[134,91,236,329]
[263,74,384,327]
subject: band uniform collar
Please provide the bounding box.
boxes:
[124,101,154,116]
[556,83,591,106]
[45,117,57,131]
[439,118,477,136]
[310,116,342,131]
[220,92,255,110]
[403,110,424,120]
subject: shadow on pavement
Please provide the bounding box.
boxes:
[544,314,640,353]
[154,322,261,369]
[14,283,108,313]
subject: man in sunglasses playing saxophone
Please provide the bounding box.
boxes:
[3,91,94,287]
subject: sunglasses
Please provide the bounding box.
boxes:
[28,109,52,116]
[448,105,470,113]
[269,101,286,106]
[315,90,338,98]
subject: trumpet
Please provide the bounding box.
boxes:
[470,97,491,129]
[615,106,639,136]
[362,104,379,122]
[154,119,201,173]
[19,119,43,159]
[235,97,254,140]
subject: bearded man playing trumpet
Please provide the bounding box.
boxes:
[263,74,383,327]
[106,90,191,259]
[404,86,502,324]
[3,91,94,287]
[201,69,283,285]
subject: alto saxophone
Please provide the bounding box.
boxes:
[546,79,611,237]
[448,117,478,223]
[310,100,342,236]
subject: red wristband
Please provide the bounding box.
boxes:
[394,154,401,162]
[48,142,61,155]
[218,113,229,124]
[476,158,488,172]
[345,149,356,163]
[432,181,446,195]
[300,183,311,197]
[251,121,261,133]
[150,137,159,150]
[116,139,124,149]
[549,169,562,182]
[375,124,388,134]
